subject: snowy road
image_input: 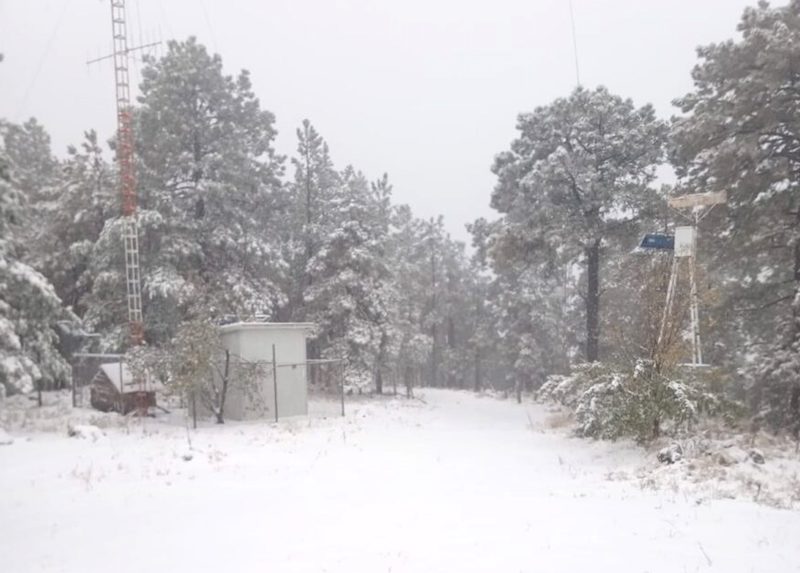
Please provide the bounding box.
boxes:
[1,389,799,572]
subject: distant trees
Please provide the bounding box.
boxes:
[5,1,800,442]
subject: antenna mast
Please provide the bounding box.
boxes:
[109,0,144,346]
[568,0,581,86]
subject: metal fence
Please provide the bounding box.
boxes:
[71,347,348,425]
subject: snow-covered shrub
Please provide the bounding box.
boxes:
[537,363,611,409]
[539,361,735,443]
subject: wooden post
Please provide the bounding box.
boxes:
[272,344,279,423]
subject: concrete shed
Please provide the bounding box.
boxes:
[219,322,315,421]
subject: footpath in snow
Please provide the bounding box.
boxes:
[1,389,799,572]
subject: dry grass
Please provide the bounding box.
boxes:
[544,410,574,429]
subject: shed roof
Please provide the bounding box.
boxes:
[219,322,316,335]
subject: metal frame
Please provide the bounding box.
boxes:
[657,190,727,365]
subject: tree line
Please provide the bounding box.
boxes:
[1,1,798,438]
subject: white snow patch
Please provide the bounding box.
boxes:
[0,389,798,573]
[67,424,105,442]
[0,428,13,445]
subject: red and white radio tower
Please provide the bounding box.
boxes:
[109,0,144,346]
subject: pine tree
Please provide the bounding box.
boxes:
[86,38,287,347]
[287,119,340,323]
[0,121,70,395]
[671,0,800,434]
[383,205,432,393]
[491,86,667,362]
[36,131,115,314]
[305,167,391,389]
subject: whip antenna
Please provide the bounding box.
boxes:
[568,0,581,86]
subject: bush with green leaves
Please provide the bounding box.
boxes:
[538,360,737,443]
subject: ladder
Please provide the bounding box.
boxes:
[110,0,144,344]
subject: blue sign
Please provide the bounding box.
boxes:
[637,233,674,251]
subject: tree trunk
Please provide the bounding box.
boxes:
[790,227,800,434]
[474,348,482,392]
[447,316,457,388]
[585,239,601,362]
[375,331,388,394]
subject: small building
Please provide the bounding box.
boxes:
[219,322,314,421]
[90,362,160,414]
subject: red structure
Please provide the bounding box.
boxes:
[109,0,144,346]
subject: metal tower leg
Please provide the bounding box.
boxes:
[657,257,679,351]
[689,254,702,365]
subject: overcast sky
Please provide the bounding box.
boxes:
[0,0,771,242]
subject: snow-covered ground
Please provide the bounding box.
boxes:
[1,389,799,572]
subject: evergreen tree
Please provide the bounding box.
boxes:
[671,0,800,434]
[491,86,667,362]
[36,131,115,314]
[0,121,70,395]
[305,167,391,389]
[86,38,287,347]
[286,119,340,323]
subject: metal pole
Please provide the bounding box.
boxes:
[689,255,703,364]
[340,361,345,417]
[272,344,279,423]
[119,360,124,414]
[657,257,679,350]
[689,214,703,365]
[72,362,77,408]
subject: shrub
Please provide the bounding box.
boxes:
[538,360,737,443]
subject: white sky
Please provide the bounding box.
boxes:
[0,0,769,242]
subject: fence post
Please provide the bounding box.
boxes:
[272,344,279,423]
[191,389,197,430]
[340,361,345,417]
[72,361,77,408]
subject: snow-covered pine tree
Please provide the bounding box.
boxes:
[0,118,60,256]
[489,217,572,398]
[35,131,116,315]
[305,166,391,390]
[671,0,800,435]
[419,216,448,386]
[491,87,667,363]
[86,38,287,347]
[369,173,395,394]
[382,204,433,393]
[0,121,70,395]
[465,218,501,392]
[286,119,340,324]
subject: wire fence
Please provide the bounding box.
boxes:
[71,347,348,425]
